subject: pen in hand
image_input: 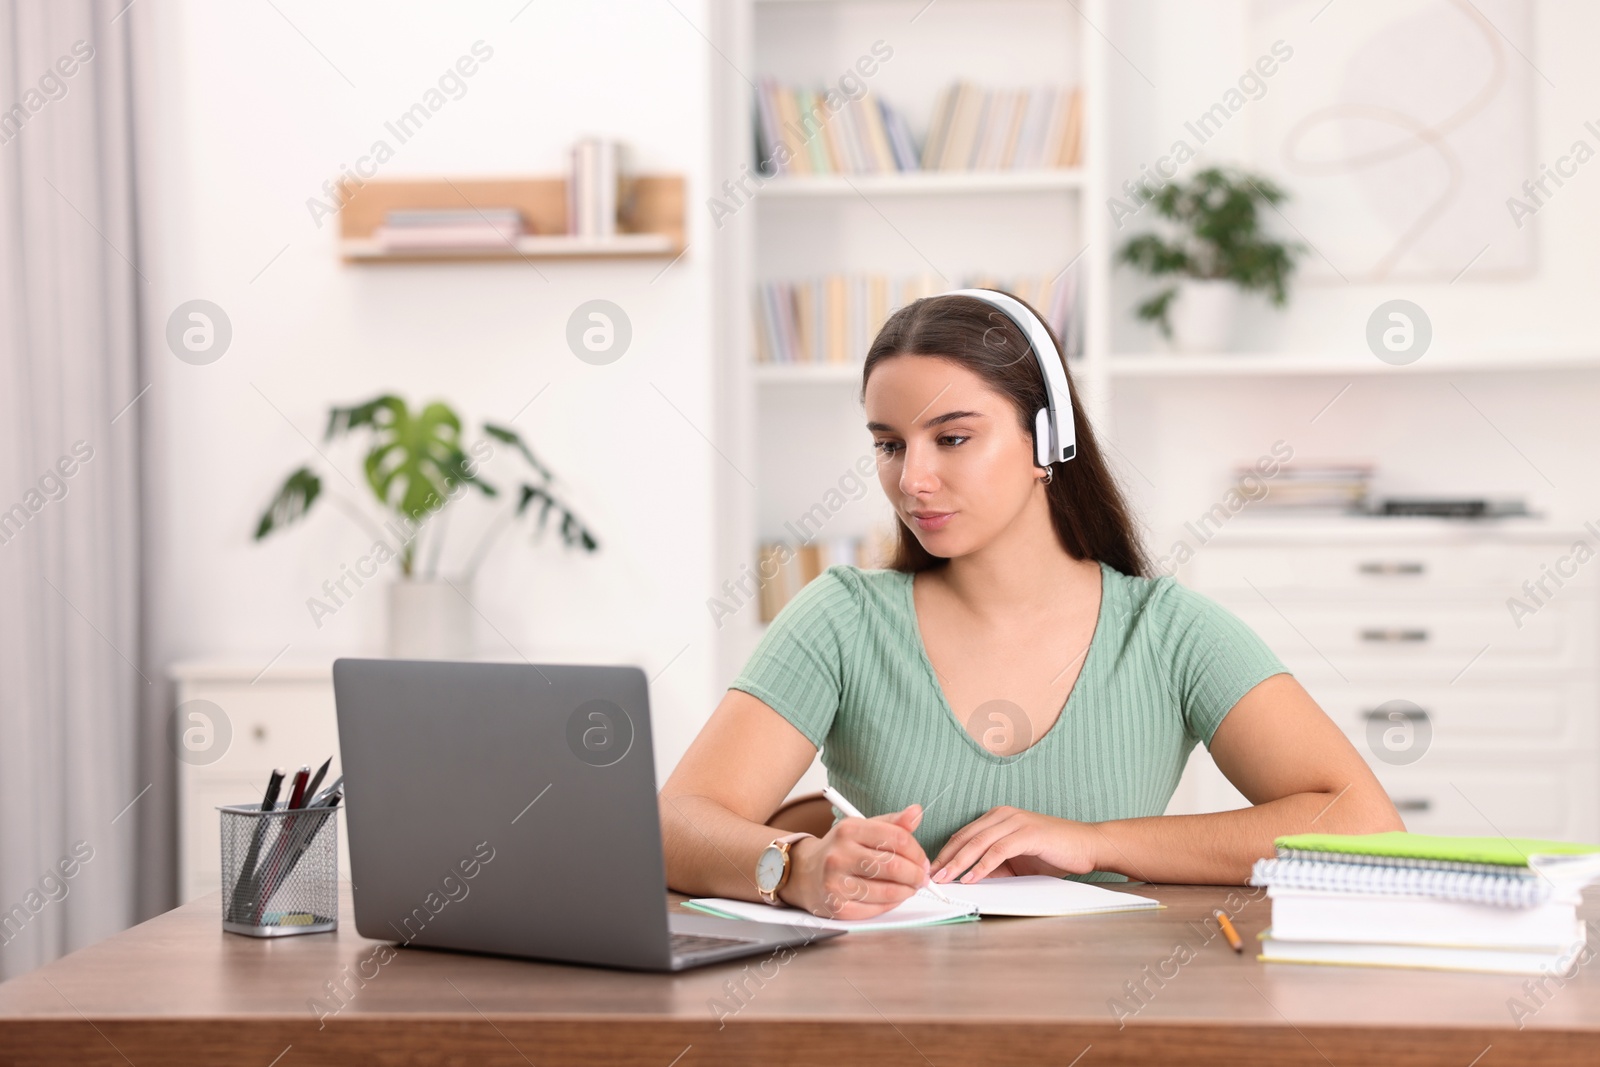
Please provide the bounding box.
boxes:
[820,786,959,906]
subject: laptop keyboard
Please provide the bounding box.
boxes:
[671,931,760,956]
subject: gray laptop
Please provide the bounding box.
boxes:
[331,657,843,971]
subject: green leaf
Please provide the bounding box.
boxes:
[483,422,554,483]
[515,484,601,552]
[327,395,495,523]
[1115,165,1305,313]
[254,467,322,540]
[1134,288,1179,340]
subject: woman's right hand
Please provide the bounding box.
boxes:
[779,803,932,919]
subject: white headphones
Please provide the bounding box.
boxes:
[945,288,1078,468]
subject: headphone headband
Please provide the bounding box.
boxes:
[945,288,1077,467]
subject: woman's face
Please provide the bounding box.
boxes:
[864,354,1042,557]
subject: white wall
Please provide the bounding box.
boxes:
[1101,0,1600,545]
[134,0,722,845]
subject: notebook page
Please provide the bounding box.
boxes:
[935,875,1161,916]
[683,876,1160,930]
[682,890,978,932]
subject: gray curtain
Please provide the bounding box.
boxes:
[0,0,143,980]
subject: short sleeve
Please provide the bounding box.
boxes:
[1155,579,1291,747]
[728,565,862,749]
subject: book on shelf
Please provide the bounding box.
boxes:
[756,524,898,623]
[372,207,525,251]
[1249,831,1600,975]
[568,138,622,238]
[753,270,1082,367]
[923,81,1082,171]
[755,78,1082,177]
[1236,460,1375,512]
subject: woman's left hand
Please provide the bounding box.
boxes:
[928,806,1100,883]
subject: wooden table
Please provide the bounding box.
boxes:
[2,883,1598,1065]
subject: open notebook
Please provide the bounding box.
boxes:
[683,875,1162,932]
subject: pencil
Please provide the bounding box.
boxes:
[1214,908,1243,952]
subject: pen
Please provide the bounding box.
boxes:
[229,769,285,922]
[262,769,287,809]
[821,786,959,906]
[250,766,312,917]
[286,765,310,810]
[1214,908,1243,952]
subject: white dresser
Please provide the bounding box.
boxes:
[1171,517,1600,843]
[170,659,346,904]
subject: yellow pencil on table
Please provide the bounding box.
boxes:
[1214,908,1243,952]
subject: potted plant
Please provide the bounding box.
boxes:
[253,395,600,658]
[1116,166,1304,352]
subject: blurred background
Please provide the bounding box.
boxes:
[3,0,1598,980]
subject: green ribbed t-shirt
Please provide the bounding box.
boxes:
[729,560,1291,882]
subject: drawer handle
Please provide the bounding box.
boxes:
[1390,797,1432,813]
[1364,707,1429,723]
[1359,561,1426,576]
[1360,628,1429,643]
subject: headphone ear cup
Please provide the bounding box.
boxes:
[1033,407,1051,467]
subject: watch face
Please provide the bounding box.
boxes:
[755,845,785,892]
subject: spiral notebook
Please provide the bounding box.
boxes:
[683,875,1160,932]
[1255,831,1600,908]
[1273,831,1600,872]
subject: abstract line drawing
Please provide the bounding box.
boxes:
[1251,0,1535,281]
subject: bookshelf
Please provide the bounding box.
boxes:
[709,0,1113,700]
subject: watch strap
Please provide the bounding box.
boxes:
[758,831,815,905]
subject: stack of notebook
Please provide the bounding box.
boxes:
[1236,461,1375,513]
[1251,832,1600,975]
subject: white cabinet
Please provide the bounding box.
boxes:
[1169,519,1600,844]
[170,660,345,904]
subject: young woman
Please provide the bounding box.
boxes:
[660,290,1402,920]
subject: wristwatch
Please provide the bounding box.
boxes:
[755,831,814,905]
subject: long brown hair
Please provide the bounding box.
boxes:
[860,289,1152,578]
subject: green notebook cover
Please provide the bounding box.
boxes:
[1275,831,1600,867]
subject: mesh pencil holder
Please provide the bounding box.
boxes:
[219,802,339,937]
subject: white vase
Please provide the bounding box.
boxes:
[386,577,475,660]
[1168,278,1240,353]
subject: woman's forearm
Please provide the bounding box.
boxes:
[1088,785,1405,885]
[660,792,793,901]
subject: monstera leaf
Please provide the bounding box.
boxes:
[483,422,600,552]
[327,396,495,521]
[253,466,322,539]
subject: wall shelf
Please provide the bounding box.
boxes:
[753,359,1097,384]
[756,168,1087,198]
[340,232,679,262]
[1108,349,1600,377]
[336,175,685,263]
[753,363,862,383]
